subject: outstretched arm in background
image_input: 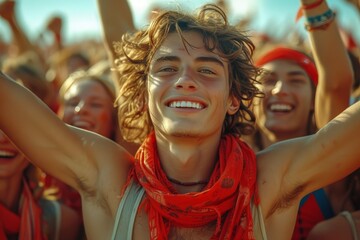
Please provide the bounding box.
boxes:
[0,71,131,198]
[97,0,134,61]
[96,0,135,91]
[301,0,354,128]
[0,0,37,56]
[258,100,360,239]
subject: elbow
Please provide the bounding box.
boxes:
[322,71,354,93]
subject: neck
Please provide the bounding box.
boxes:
[166,175,209,186]
[0,175,23,212]
[166,175,209,193]
[155,132,220,193]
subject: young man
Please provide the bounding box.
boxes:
[0,4,359,240]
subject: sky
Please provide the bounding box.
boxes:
[0,0,359,45]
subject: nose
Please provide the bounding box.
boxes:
[271,80,288,96]
[175,68,197,91]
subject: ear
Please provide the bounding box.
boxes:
[227,96,240,115]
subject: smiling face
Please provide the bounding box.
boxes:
[147,31,236,140]
[58,79,115,138]
[0,130,29,179]
[254,60,314,137]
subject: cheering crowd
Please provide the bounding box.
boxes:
[0,0,359,239]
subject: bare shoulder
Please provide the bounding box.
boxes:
[69,125,133,177]
[95,136,134,212]
[71,129,135,239]
[68,126,133,210]
[255,137,313,223]
[307,214,355,240]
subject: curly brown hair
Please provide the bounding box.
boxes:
[114,4,262,144]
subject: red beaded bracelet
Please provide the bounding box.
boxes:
[296,0,325,22]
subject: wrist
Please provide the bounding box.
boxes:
[296,0,329,21]
[304,9,336,31]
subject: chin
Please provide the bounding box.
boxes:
[172,132,198,138]
[265,122,292,131]
[166,128,200,138]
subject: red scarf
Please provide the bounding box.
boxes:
[0,180,44,240]
[131,132,258,239]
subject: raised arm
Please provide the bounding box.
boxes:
[96,0,135,91]
[97,0,135,64]
[301,0,353,128]
[259,100,360,209]
[0,0,36,55]
[303,100,359,190]
[0,71,130,192]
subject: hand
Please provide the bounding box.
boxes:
[0,0,15,22]
[46,16,63,34]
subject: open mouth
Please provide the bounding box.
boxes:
[168,100,205,109]
[0,150,16,159]
[268,103,293,113]
[72,120,93,129]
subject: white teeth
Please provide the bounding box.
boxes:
[73,121,91,129]
[0,150,16,158]
[169,101,203,109]
[270,104,292,111]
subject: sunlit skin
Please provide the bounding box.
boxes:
[58,79,115,139]
[146,31,239,194]
[254,60,314,146]
[1,5,359,238]
[148,31,233,141]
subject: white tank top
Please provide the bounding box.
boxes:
[111,180,268,239]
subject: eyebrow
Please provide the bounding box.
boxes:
[153,56,180,64]
[153,55,225,68]
[264,70,307,77]
[197,56,225,67]
[287,70,307,77]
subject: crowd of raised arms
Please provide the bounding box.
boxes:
[0,0,359,239]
